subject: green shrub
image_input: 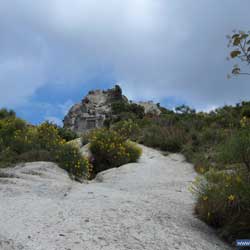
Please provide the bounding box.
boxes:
[124,141,142,162]
[192,169,250,242]
[0,117,31,156]
[220,128,250,172]
[241,106,250,118]
[111,101,145,119]
[55,144,90,179]
[0,148,19,167]
[57,126,78,141]
[129,103,145,119]
[111,119,140,141]
[0,117,27,147]
[0,118,89,179]
[111,101,128,114]
[0,108,16,120]
[141,125,185,152]
[89,128,142,175]
[200,127,226,145]
[35,122,64,151]
[18,149,53,162]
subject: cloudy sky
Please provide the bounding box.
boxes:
[0,0,249,124]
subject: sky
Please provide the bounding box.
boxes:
[0,0,249,125]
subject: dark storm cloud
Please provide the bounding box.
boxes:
[0,0,249,110]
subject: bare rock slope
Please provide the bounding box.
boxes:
[0,146,232,250]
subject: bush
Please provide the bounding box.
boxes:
[241,106,250,118]
[0,118,89,179]
[89,128,142,175]
[111,119,140,141]
[57,126,78,142]
[200,127,226,145]
[192,169,250,242]
[55,144,90,179]
[141,125,185,152]
[0,117,30,155]
[111,101,145,119]
[124,141,142,162]
[35,122,65,151]
[220,128,250,172]
[18,149,54,162]
[0,108,16,120]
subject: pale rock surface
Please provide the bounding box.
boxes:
[63,86,161,134]
[0,146,232,250]
[138,101,161,115]
[63,86,125,134]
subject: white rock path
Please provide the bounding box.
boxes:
[0,145,232,250]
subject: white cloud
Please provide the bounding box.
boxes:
[45,116,63,126]
[0,0,249,110]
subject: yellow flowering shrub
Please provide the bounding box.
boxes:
[111,119,140,141]
[55,144,90,179]
[89,128,142,175]
[36,122,65,150]
[192,168,250,242]
[0,119,89,179]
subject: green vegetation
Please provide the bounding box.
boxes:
[140,124,186,152]
[192,169,250,242]
[111,119,140,141]
[52,124,78,142]
[106,100,250,243]
[111,100,145,120]
[0,112,89,179]
[1,96,250,243]
[89,128,142,176]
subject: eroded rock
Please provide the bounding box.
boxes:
[63,85,161,134]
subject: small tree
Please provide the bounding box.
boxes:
[0,108,16,119]
[175,105,196,115]
[227,30,250,77]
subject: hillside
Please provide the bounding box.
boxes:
[1,91,250,246]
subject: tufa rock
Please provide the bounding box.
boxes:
[63,85,125,134]
[63,85,161,134]
[137,101,161,116]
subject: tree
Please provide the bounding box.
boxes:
[0,108,16,119]
[175,105,195,115]
[227,30,250,77]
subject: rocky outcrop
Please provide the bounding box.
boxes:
[63,85,161,134]
[138,101,161,116]
[63,85,126,134]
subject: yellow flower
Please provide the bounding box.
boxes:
[202,196,208,201]
[228,194,235,201]
[199,167,205,174]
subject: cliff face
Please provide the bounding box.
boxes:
[63,85,161,134]
[63,85,126,134]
